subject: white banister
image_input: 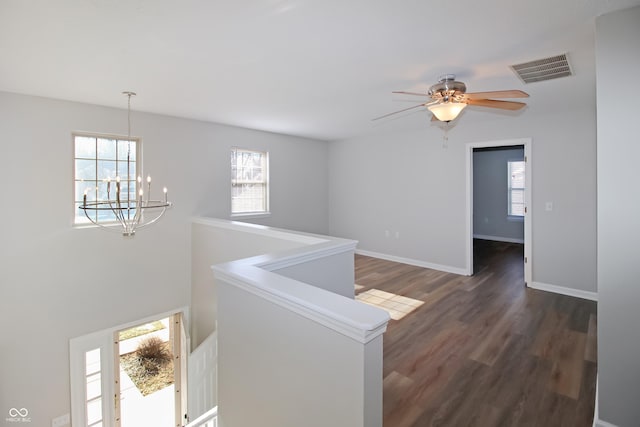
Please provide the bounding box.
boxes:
[195,218,390,427]
[185,406,217,427]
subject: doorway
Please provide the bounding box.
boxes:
[115,313,188,427]
[465,138,532,284]
[70,310,188,427]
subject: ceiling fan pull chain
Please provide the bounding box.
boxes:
[442,122,449,149]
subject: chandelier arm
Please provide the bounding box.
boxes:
[81,208,128,234]
[133,200,143,228]
[133,206,169,230]
[105,182,127,225]
[107,197,125,224]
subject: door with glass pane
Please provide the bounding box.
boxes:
[114,313,186,427]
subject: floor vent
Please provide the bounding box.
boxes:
[510,53,572,84]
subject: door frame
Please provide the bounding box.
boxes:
[465,137,532,284]
[70,306,190,427]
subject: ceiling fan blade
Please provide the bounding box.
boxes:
[464,90,529,99]
[392,91,430,97]
[372,103,427,121]
[466,98,527,111]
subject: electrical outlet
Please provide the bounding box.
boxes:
[52,413,70,427]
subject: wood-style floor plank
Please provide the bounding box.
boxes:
[355,239,597,427]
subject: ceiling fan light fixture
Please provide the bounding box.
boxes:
[427,102,467,122]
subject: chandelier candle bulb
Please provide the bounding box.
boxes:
[163,187,167,203]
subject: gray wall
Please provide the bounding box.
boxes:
[596,6,640,426]
[0,91,329,426]
[473,146,525,242]
[328,105,597,292]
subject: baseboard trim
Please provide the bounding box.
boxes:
[473,234,524,244]
[529,281,598,301]
[355,249,469,276]
[594,419,619,427]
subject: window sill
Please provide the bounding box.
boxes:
[230,212,272,220]
[507,215,524,222]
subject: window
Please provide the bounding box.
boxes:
[231,148,269,215]
[74,133,139,225]
[508,160,525,216]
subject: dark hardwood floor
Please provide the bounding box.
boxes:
[355,239,597,427]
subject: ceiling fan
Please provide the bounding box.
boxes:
[374,74,529,123]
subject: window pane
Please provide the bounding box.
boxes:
[85,349,100,376]
[117,181,136,201]
[76,159,96,181]
[509,161,525,188]
[97,181,110,201]
[97,138,117,160]
[117,140,136,161]
[86,372,101,401]
[86,398,102,425]
[232,183,266,212]
[511,203,525,216]
[76,181,97,203]
[97,160,117,180]
[115,160,135,180]
[76,136,96,158]
[511,189,524,204]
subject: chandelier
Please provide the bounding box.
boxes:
[79,91,172,237]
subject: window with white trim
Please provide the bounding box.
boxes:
[231,148,269,215]
[74,133,139,225]
[508,160,525,217]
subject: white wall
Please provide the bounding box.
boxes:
[596,6,640,426]
[328,105,597,293]
[0,91,329,426]
[473,146,525,242]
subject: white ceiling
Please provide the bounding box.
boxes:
[1,0,639,141]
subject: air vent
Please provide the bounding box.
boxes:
[510,53,573,84]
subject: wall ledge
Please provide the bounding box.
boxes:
[192,216,327,245]
[215,267,388,344]
[203,218,390,344]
